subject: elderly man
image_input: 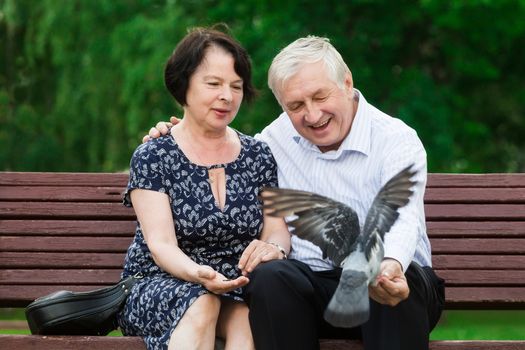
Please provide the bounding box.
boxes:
[145,36,444,350]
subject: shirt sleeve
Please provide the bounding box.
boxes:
[123,141,167,207]
[381,131,428,272]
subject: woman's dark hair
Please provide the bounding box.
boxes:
[164,25,256,105]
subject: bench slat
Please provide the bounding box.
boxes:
[2,252,522,270]
[0,236,133,252]
[3,185,525,203]
[0,220,135,235]
[2,220,523,238]
[2,269,523,287]
[0,172,129,186]
[427,221,525,237]
[0,252,125,268]
[431,238,525,254]
[427,173,525,188]
[0,202,134,219]
[0,186,124,202]
[445,287,525,308]
[5,237,522,254]
[0,269,122,284]
[2,285,525,309]
[0,334,146,350]
[432,254,525,269]
[3,202,523,220]
[435,270,525,286]
[425,204,525,220]
[425,187,525,203]
[0,335,524,350]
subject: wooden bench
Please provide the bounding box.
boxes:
[1,171,524,349]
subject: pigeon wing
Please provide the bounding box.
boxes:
[260,188,360,266]
[362,165,417,261]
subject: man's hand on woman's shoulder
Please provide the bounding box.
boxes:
[142,116,180,143]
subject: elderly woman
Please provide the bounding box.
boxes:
[117,27,290,350]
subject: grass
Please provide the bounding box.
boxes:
[2,308,524,339]
[431,310,525,340]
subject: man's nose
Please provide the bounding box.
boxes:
[304,102,322,123]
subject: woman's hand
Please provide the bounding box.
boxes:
[196,265,249,295]
[238,239,285,276]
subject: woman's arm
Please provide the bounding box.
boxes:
[131,189,249,293]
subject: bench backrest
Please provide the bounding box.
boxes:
[1,172,524,308]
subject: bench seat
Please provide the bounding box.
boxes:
[1,171,525,349]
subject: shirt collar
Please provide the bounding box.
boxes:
[291,89,371,159]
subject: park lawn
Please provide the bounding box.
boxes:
[2,309,524,339]
[431,310,525,340]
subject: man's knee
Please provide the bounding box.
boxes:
[245,259,315,302]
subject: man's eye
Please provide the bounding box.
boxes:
[315,96,328,102]
[288,104,302,112]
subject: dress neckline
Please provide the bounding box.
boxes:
[168,128,245,169]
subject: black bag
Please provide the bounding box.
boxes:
[25,273,142,335]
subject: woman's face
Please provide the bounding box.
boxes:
[184,46,244,131]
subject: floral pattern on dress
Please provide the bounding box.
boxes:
[117,131,278,349]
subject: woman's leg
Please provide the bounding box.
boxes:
[168,293,221,350]
[216,299,255,350]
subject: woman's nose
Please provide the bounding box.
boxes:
[219,86,232,103]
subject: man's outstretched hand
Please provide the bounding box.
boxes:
[369,259,410,307]
[142,116,180,143]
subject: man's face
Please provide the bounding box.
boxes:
[278,61,356,153]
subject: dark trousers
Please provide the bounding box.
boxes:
[244,259,445,350]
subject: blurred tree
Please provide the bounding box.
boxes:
[1,0,524,172]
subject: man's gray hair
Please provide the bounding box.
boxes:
[268,36,350,103]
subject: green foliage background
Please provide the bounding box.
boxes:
[1,0,524,173]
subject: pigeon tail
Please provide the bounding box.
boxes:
[324,269,370,328]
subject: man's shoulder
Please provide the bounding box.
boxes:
[368,104,418,139]
[259,112,295,142]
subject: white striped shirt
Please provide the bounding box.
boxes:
[256,90,432,272]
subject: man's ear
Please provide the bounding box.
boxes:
[344,72,353,92]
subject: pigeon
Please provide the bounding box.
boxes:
[260,164,417,328]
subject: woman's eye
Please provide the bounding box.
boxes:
[232,85,243,91]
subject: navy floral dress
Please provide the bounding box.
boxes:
[117,131,278,349]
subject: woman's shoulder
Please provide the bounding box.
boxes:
[237,130,273,156]
[132,135,174,157]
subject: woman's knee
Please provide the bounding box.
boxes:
[181,293,221,330]
[218,301,254,350]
